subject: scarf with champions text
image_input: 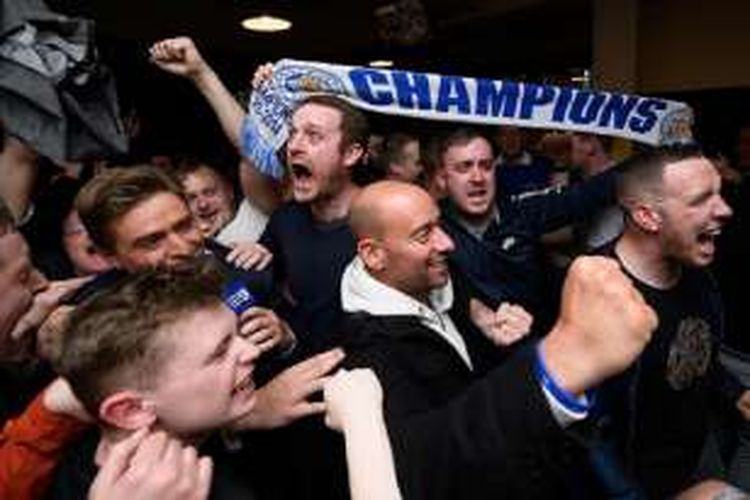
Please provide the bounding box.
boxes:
[241,59,694,179]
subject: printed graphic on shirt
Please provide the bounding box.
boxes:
[666,317,712,390]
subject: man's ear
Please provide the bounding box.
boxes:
[343,142,365,168]
[357,238,387,273]
[99,390,157,431]
[435,168,448,192]
[630,203,662,233]
[98,243,124,270]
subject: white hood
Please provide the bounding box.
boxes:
[340,257,472,369]
[341,256,454,316]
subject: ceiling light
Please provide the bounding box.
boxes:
[369,60,394,68]
[241,15,292,33]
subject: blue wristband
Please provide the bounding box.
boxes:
[533,344,593,414]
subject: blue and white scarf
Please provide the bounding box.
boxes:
[242,59,694,179]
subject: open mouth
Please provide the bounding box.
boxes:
[198,210,218,222]
[429,256,449,270]
[291,163,313,179]
[231,371,255,396]
[697,226,721,244]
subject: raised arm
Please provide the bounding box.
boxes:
[149,37,244,149]
[150,38,282,210]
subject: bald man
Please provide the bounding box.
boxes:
[340,180,657,500]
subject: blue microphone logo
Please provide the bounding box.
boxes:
[222,280,257,314]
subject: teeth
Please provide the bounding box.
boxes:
[233,373,254,395]
[700,228,721,240]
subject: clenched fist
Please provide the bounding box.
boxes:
[149,37,210,82]
[540,256,657,395]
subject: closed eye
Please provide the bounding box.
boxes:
[205,333,232,365]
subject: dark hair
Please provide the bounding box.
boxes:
[56,259,227,416]
[617,142,705,207]
[294,95,370,151]
[75,166,185,253]
[172,158,228,185]
[436,127,493,167]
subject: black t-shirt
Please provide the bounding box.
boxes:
[598,250,724,498]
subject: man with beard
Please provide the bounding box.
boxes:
[340,180,658,499]
[150,38,365,359]
[148,38,433,499]
[0,197,93,499]
[51,263,260,500]
[435,128,619,327]
[74,165,341,415]
[74,164,347,498]
[593,144,746,498]
[0,199,202,500]
[174,159,269,245]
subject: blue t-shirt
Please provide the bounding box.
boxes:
[260,202,356,357]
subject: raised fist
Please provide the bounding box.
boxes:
[540,256,657,394]
[149,37,209,81]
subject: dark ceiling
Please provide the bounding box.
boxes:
[40,0,593,163]
[48,0,592,77]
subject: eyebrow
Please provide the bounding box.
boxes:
[204,332,233,365]
[132,230,166,248]
[173,214,194,228]
[686,187,714,206]
[409,220,436,239]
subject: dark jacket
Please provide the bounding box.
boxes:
[441,164,618,317]
[342,312,592,500]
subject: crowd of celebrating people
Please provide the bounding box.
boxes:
[1,32,750,500]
